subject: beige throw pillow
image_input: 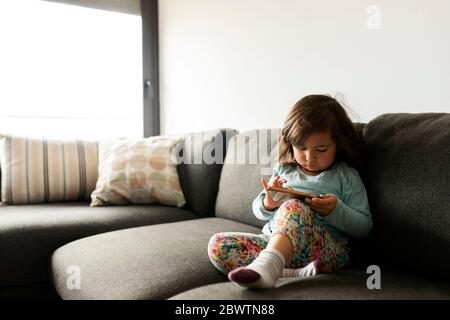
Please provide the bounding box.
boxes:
[90,135,186,207]
[0,134,98,204]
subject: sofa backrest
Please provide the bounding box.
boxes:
[357,113,450,281]
[0,129,237,215]
[177,128,238,218]
[215,128,280,228]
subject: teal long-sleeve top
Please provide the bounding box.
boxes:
[252,161,373,244]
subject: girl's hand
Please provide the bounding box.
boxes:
[261,176,286,210]
[305,194,337,216]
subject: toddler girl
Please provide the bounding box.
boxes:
[208,94,373,288]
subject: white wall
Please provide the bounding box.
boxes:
[159,0,450,134]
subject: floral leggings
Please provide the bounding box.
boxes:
[208,199,350,275]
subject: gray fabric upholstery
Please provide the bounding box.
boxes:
[215,129,280,228]
[169,267,450,300]
[177,129,238,218]
[0,202,198,287]
[51,218,261,300]
[359,113,450,281]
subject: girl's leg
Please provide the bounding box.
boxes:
[207,232,269,275]
[220,199,349,288]
[227,199,314,288]
[271,199,350,277]
[265,233,294,262]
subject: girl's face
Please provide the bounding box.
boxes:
[293,131,337,175]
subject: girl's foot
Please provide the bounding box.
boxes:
[228,248,285,288]
[281,260,331,278]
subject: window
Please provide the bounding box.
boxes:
[0,0,143,139]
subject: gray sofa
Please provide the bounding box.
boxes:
[1,113,450,300]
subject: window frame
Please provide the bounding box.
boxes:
[141,0,160,137]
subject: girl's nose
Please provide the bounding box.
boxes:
[305,151,315,161]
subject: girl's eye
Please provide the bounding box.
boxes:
[317,149,328,152]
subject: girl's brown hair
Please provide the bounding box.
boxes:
[279,94,362,170]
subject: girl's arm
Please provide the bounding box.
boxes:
[252,163,281,220]
[322,169,373,238]
[252,191,276,221]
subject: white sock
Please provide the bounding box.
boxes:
[246,248,286,288]
[282,261,318,278]
[229,248,285,288]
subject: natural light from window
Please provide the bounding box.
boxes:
[0,0,143,139]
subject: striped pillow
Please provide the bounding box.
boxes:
[0,134,98,204]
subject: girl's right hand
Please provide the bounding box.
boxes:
[261,176,286,211]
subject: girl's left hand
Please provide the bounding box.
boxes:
[305,194,337,216]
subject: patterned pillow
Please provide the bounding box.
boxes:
[0,134,98,204]
[90,135,186,207]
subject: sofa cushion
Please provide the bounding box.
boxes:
[360,113,450,281]
[0,202,198,287]
[215,129,280,228]
[169,267,450,300]
[51,218,261,299]
[177,129,238,217]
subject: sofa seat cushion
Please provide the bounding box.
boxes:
[0,202,198,287]
[169,267,450,300]
[51,218,261,299]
